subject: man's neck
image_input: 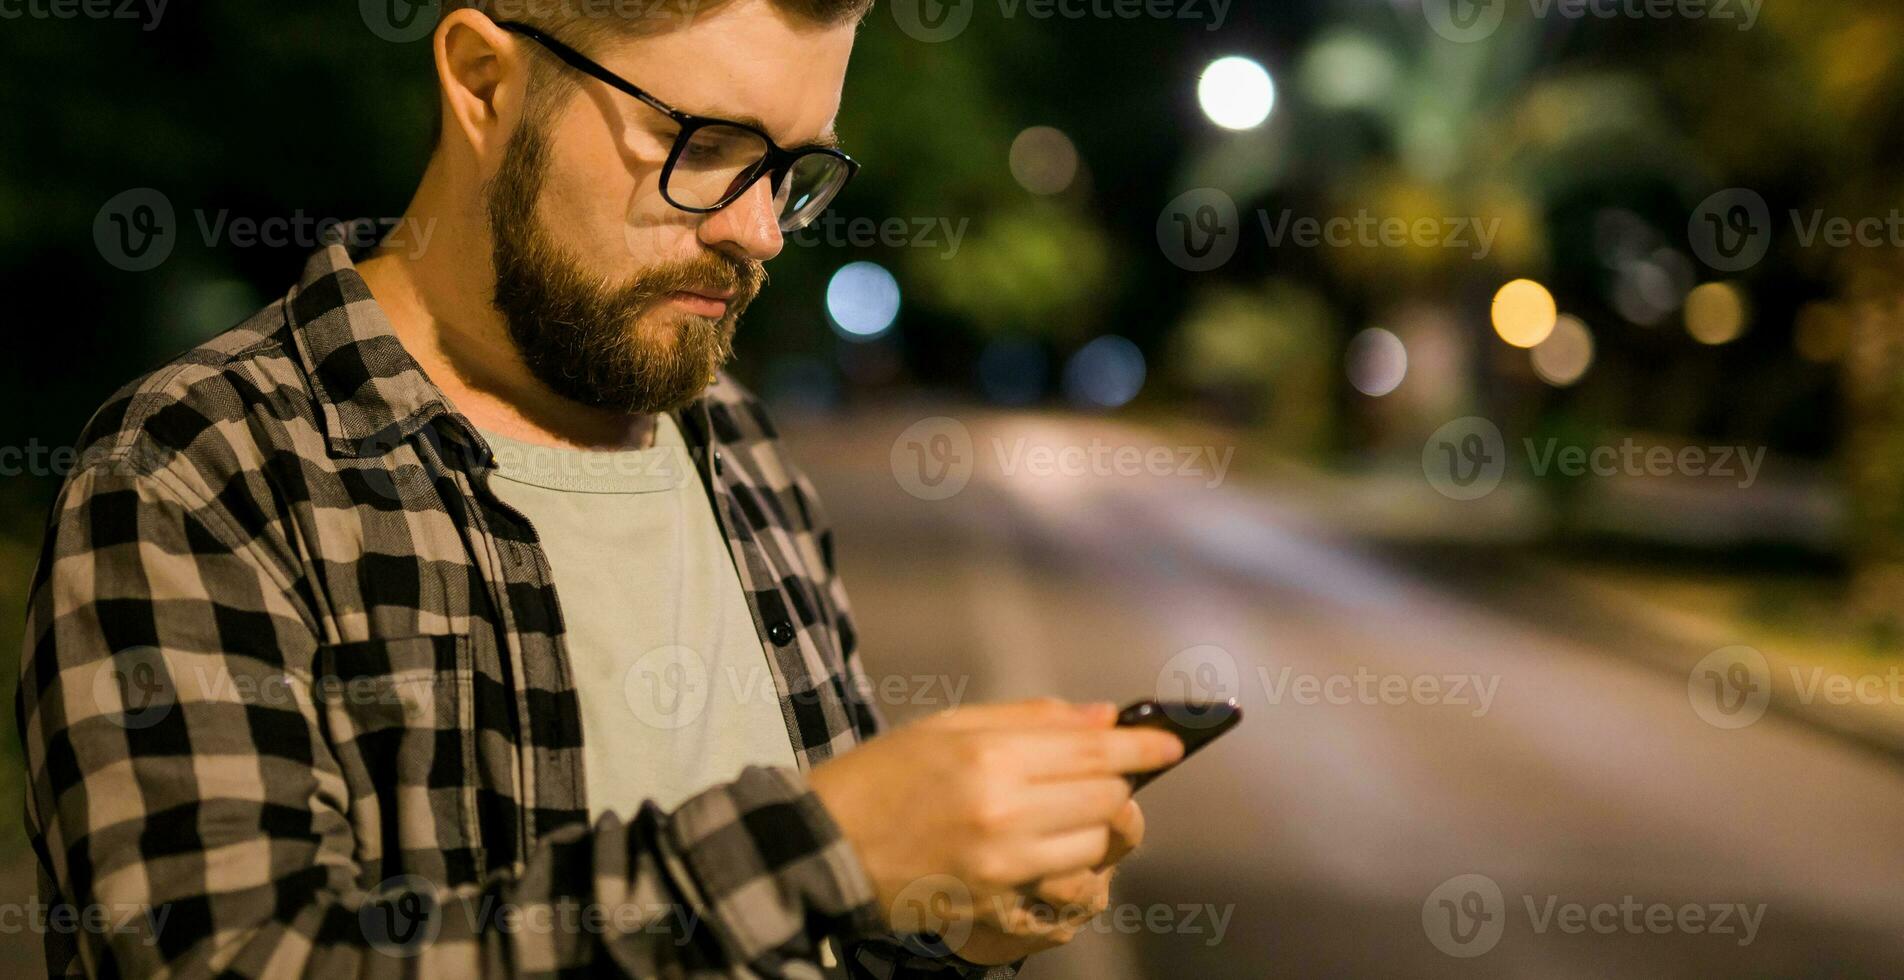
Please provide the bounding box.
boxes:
[357,158,657,452]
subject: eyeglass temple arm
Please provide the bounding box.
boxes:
[493,21,683,123]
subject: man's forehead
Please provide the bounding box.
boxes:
[594,15,853,149]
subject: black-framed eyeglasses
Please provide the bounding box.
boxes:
[496,20,859,233]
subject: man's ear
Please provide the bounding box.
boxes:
[433,9,530,164]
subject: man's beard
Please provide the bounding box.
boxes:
[485,115,765,415]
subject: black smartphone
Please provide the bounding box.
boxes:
[1116,698,1243,791]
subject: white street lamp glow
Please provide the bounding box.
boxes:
[825,261,900,339]
[1198,56,1275,131]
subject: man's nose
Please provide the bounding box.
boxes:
[698,174,784,262]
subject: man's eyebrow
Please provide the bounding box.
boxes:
[702,109,841,150]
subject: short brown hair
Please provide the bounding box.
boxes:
[430,0,870,149]
[438,0,872,45]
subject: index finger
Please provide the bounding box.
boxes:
[1018,727,1184,780]
[932,698,1116,732]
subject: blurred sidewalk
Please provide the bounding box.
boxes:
[1256,452,1904,764]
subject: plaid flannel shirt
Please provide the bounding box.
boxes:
[18,226,1016,979]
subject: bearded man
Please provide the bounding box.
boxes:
[17,1,1181,977]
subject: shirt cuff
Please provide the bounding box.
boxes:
[663,765,886,962]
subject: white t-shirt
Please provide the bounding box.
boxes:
[481,415,799,817]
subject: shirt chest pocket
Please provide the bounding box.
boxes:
[314,633,485,886]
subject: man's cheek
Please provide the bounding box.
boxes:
[622,201,703,268]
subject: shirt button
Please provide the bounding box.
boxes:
[713,450,724,475]
[768,621,795,646]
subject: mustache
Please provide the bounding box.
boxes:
[614,250,767,312]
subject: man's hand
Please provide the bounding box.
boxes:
[808,699,1181,956]
[949,797,1147,965]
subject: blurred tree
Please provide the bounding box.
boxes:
[1664,2,1904,630]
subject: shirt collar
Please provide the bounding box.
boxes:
[285,220,455,457]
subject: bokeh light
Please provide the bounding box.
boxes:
[1491,279,1558,348]
[1063,335,1146,409]
[1684,281,1749,345]
[825,261,901,340]
[1345,327,1408,397]
[1610,249,1694,327]
[1531,314,1595,387]
[1299,30,1396,111]
[1198,56,1275,131]
[1008,126,1079,196]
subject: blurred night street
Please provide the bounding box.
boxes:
[9,0,1904,975]
[785,405,1904,977]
